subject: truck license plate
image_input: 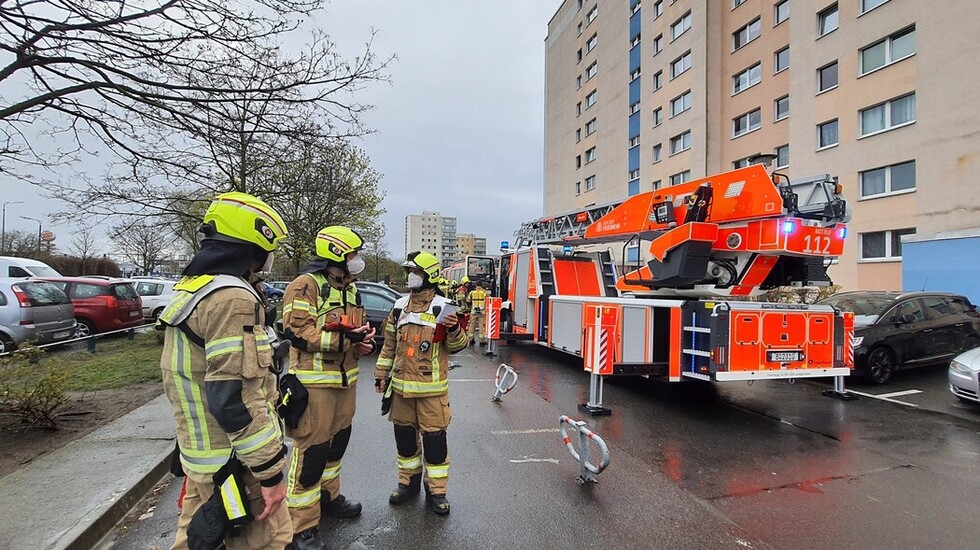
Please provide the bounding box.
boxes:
[767,350,803,362]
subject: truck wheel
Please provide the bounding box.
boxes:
[863,347,895,385]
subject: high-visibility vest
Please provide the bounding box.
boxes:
[289,272,361,388]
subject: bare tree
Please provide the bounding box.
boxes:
[66,225,101,273]
[0,1,391,187]
[111,219,169,275]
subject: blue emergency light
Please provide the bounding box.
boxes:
[562,245,573,255]
[782,220,796,234]
[500,240,509,250]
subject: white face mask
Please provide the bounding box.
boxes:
[347,254,365,275]
[407,272,424,289]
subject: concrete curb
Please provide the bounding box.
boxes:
[68,447,174,550]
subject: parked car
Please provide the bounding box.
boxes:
[818,291,980,384]
[268,281,290,292]
[949,346,980,404]
[0,256,62,278]
[359,287,397,348]
[0,278,76,354]
[355,281,402,302]
[40,277,145,336]
[259,281,284,302]
[133,278,176,320]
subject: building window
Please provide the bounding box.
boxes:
[732,157,753,169]
[586,89,597,109]
[670,51,692,79]
[671,11,692,41]
[576,155,581,169]
[630,68,641,81]
[860,160,915,198]
[585,146,597,164]
[587,33,598,53]
[577,0,583,11]
[654,0,663,19]
[653,107,663,126]
[733,17,762,50]
[652,179,662,190]
[577,48,582,63]
[577,21,583,37]
[576,128,582,142]
[630,102,641,115]
[653,34,664,55]
[860,93,915,136]
[576,75,582,90]
[585,118,597,136]
[818,119,839,148]
[629,169,639,180]
[670,170,691,185]
[629,136,640,148]
[653,69,663,89]
[576,102,582,116]
[733,108,762,137]
[774,46,790,73]
[774,95,789,121]
[818,61,838,92]
[652,143,663,162]
[587,4,598,24]
[732,62,762,94]
[774,0,790,25]
[670,90,692,117]
[586,61,598,80]
[861,228,915,260]
[860,0,890,14]
[861,27,916,75]
[818,4,839,37]
[775,144,789,168]
[576,181,581,195]
[733,0,747,8]
[670,130,692,154]
[585,175,596,191]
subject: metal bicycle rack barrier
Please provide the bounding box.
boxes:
[491,363,518,402]
[559,415,611,484]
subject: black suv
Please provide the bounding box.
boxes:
[818,291,980,384]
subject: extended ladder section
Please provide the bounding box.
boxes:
[515,199,623,247]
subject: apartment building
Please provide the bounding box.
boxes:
[404,211,458,267]
[456,233,488,258]
[545,0,980,291]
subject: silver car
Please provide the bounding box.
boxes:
[132,278,176,320]
[949,346,980,404]
[0,278,77,354]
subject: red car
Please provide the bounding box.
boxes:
[40,277,144,336]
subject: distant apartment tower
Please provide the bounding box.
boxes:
[545,0,980,291]
[456,234,488,258]
[404,211,457,267]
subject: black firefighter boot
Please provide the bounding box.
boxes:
[288,527,328,550]
[322,493,362,518]
[388,474,422,505]
[424,483,451,515]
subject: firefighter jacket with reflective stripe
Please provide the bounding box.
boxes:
[468,287,489,312]
[454,287,470,314]
[374,288,469,398]
[282,272,363,388]
[159,278,286,484]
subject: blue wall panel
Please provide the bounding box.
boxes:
[629,44,641,72]
[628,112,640,139]
[628,145,640,170]
[630,10,641,40]
[627,179,640,197]
[903,236,980,304]
[629,77,641,105]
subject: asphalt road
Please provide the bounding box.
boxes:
[106,343,980,550]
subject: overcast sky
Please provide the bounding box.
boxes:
[0,1,561,259]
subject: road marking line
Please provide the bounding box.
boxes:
[876,389,922,398]
[846,389,919,407]
[492,428,561,435]
[509,457,559,465]
[451,379,495,382]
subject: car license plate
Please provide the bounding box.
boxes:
[767,350,804,362]
[53,330,71,339]
[130,310,140,317]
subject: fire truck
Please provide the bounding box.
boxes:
[489,165,855,408]
[442,255,498,294]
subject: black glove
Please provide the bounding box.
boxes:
[344,329,367,343]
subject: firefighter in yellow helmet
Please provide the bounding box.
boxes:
[374,251,468,515]
[467,279,490,347]
[158,192,292,549]
[454,276,471,330]
[280,226,374,550]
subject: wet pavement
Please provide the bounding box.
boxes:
[108,344,980,550]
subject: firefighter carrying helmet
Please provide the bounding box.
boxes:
[201,192,287,252]
[315,226,364,263]
[403,251,442,284]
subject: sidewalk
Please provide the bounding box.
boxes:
[0,394,175,550]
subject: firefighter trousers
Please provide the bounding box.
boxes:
[389,392,452,495]
[171,473,292,550]
[467,310,485,344]
[286,385,356,534]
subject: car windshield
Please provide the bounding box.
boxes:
[467,257,494,279]
[820,295,896,316]
[112,283,139,300]
[15,281,70,306]
[135,282,161,296]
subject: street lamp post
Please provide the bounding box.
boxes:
[1,200,24,255]
[20,216,41,255]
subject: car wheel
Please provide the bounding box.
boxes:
[0,333,15,355]
[76,319,96,338]
[152,307,165,320]
[864,347,895,385]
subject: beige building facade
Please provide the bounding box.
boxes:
[545,0,980,291]
[404,211,457,267]
[455,233,488,258]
